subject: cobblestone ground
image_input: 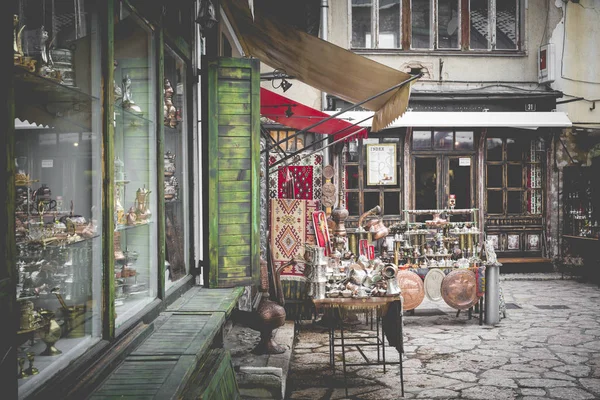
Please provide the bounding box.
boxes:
[286,278,600,400]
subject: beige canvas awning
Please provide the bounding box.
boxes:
[221,0,415,132]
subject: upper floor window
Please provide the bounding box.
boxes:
[350,0,520,51]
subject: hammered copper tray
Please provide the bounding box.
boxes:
[441,269,479,310]
[397,270,424,311]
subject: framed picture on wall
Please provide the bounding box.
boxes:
[366,143,397,186]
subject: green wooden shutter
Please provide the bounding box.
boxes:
[208,57,260,288]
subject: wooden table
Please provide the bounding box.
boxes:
[313,296,404,397]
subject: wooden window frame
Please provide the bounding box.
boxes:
[485,135,544,217]
[349,0,522,52]
[344,136,403,225]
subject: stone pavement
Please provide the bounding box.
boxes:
[286,278,600,400]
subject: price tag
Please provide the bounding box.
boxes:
[41,159,54,168]
[459,157,471,166]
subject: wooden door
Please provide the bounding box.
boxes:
[207,58,260,288]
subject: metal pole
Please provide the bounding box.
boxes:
[267,73,422,149]
[485,263,500,325]
[268,114,374,169]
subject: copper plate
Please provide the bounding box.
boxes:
[424,268,445,302]
[441,269,479,310]
[397,270,424,311]
[323,165,335,180]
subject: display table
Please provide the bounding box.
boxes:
[313,296,404,397]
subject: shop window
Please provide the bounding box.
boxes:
[485,136,544,216]
[350,0,521,51]
[344,136,402,220]
[113,11,158,327]
[14,0,102,393]
[164,45,190,291]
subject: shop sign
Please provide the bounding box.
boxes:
[366,143,397,185]
[41,159,53,168]
[459,157,471,166]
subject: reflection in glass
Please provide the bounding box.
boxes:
[486,138,502,161]
[506,138,522,161]
[507,164,522,188]
[455,131,474,150]
[352,0,373,48]
[411,0,432,49]
[496,0,518,50]
[114,12,157,327]
[384,192,400,215]
[415,158,437,209]
[449,158,471,208]
[487,165,503,188]
[164,46,189,291]
[507,191,522,214]
[364,192,380,212]
[346,165,359,189]
[413,130,431,150]
[347,192,360,215]
[433,130,453,150]
[487,190,503,214]
[470,0,489,49]
[438,0,459,49]
[379,0,400,48]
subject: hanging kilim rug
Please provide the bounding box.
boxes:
[270,198,319,280]
[268,152,323,200]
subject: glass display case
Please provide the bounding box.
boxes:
[13,0,102,394]
[113,10,158,327]
[163,45,189,291]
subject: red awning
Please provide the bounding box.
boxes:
[260,88,368,141]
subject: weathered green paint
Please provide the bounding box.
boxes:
[218,224,251,236]
[181,349,240,400]
[208,58,260,288]
[218,158,251,170]
[218,235,251,246]
[102,0,116,340]
[218,67,251,80]
[157,28,166,300]
[218,245,251,256]
[218,115,251,126]
[218,147,252,160]
[219,137,251,149]
[218,212,251,225]
[218,80,251,93]
[218,180,251,192]
[218,102,251,115]
[218,202,252,214]
[218,191,251,203]
[218,125,252,137]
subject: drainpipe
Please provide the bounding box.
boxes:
[320,0,330,166]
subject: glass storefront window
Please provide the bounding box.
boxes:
[412,130,431,150]
[164,46,189,290]
[14,0,102,394]
[113,12,157,327]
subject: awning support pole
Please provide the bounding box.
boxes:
[264,73,422,151]
[268,115,375,170]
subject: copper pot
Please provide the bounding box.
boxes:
[369,219,389,240]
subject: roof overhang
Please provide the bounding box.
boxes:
[221,0,415,132]
[327,111,573,130]
[260,88,368,141]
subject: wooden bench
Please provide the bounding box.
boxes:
[90,287,244,400]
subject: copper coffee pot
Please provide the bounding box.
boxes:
[358,205,389,240]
